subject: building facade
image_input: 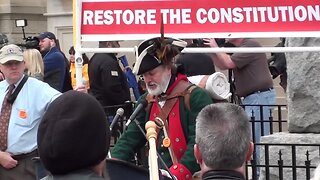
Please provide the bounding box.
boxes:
[0,0,47,45]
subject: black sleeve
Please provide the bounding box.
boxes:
[100,59,130,104]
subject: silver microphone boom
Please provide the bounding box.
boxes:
[110,108,124,131]
[125,99,148,127]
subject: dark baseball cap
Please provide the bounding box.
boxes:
[38,32,56,40]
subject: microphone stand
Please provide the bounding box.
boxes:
[108,115,123,158]
[133,119,177,180]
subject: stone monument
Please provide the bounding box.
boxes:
[260,38,320,180]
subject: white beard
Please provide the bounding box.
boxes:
[147,73,171,96]
[147,85,163,96]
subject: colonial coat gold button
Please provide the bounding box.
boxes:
[162,137,171,148]
[173,165,178,169]
[175,138,180,142]
[179,168,184,173]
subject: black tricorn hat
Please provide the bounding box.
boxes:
[133,37,187,75]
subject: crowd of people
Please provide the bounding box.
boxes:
[0,31,318,180]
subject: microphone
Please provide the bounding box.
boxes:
[110,108,124,131]
[125,99,148,127]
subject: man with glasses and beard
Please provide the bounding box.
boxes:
[112,37,213,180]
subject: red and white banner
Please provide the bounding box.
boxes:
[80,0,320,41]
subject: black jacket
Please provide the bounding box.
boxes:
[88,53,130,107]
[202,170,245,180]
[42,168,110,180]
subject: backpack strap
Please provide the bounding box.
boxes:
[182,84,197,111]
[7,75,28,104]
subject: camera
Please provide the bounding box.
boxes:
[268,52,286,79]
[215,38,226,47]
[192,38,226,47]
[24,36,40,50]
[17,36,40,50]
[192,39,207,47]
[268,38,286,79]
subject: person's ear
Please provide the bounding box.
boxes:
[246,142,254,161]
[50,39,55,47]
[194,144,202,164]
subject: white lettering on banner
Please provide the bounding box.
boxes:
[233,8,244,23]
[196,8,206,24]
[83,10,94,24]
[83,9,157,25]
[160,9,192,24]
[83,5,320,25]
[196,5,320,24]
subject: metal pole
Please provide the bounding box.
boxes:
[78,46,320,54]
[22,27,26,40]
[74,0,83,87]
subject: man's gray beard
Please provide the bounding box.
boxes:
[147,73,171,96]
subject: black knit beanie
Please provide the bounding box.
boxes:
[37,91,110,175]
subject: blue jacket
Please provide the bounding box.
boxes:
[43,47,66,92]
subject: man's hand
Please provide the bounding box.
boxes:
[0,151,18,169]
[203,38,219,48]
[75,84,88,93]
[202,38,236,70]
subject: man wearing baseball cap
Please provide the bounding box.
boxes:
[38,31,72,92]
[38,31,56,41]
[0,44,61,179]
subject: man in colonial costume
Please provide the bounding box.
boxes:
[112,37,213,179]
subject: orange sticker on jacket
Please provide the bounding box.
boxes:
[19,110,27,119]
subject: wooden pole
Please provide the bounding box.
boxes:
[145,121,159,180]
